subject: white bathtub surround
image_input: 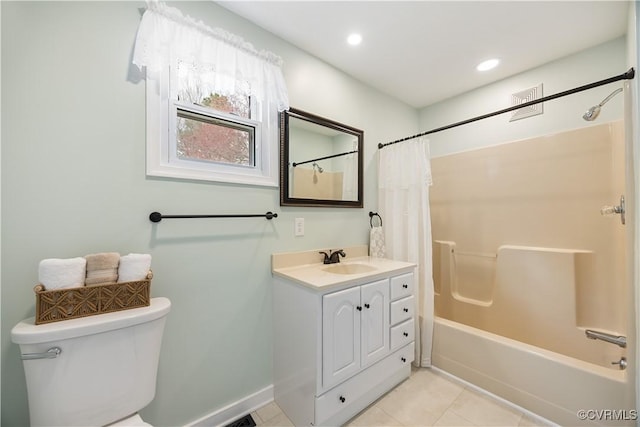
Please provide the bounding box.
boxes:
[433,242,626,367]
[378,136,434,367]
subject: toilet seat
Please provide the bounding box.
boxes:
[107,413,152,427]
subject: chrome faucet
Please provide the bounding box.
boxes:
[319,249,346,264]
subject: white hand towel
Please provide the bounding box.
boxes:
[118,253,152,282]
[38,258,87,290]
[369,226,386,258]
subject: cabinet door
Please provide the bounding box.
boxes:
[360,279,390,367]
[323,287,361,389]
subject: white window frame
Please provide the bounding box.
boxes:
[145,67,279,187]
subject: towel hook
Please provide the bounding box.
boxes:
[369,211,383,228]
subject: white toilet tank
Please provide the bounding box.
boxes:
[11,297,171,427]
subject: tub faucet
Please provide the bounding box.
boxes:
[585,329,627,348]
[319,249,346,264]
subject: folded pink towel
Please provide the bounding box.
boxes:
[38,258,87,290]
[84,252,120,286]
[118,253,152,282]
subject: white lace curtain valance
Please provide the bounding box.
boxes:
[132,1,289,112]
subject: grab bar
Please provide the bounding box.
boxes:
[585,330,627,348]
[452,249,497,258]
[21,346,62,360]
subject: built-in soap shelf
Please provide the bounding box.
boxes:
[434,241,496,306]
[434,241,593,307]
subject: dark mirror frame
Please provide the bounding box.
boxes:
[280,107,364,207]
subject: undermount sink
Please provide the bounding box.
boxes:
[323,263,378,275]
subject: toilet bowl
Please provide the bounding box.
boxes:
[11,297,171,426]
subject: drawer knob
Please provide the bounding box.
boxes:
[403,308,409,312]
[356,306,362,311]
[364,303,370,309]
[402,284,408,288]
[339,395,346,403]
[401,357,407,363]
[403,332,409,337]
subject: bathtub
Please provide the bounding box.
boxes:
[432,317,632,426]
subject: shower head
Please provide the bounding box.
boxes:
[582,88,623,121]
[582,105,601,121]
[312,162,324,173]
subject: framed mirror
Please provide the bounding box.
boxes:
[280,108,363,207]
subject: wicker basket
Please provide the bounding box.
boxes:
[34,272,153,325]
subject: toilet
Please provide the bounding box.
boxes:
[11,297,171,427]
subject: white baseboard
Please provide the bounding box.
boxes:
[185,385,274,427]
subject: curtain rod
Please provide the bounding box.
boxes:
[378,67,635,150]
[292,150,358,167]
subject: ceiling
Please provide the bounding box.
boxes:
[217,1,629,109]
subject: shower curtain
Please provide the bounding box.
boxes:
[378,137,434,367]
[342,141,358,200]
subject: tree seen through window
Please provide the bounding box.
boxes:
[176,93,254,166]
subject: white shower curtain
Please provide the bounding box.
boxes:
[342,141,358,201]
[378,137,434,367]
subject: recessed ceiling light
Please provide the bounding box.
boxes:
[476,58,500,71]
[347,33,362,46]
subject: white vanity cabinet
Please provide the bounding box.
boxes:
[273,261,415,427]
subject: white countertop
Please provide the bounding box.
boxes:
[272,246,415,290]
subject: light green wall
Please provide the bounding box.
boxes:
[0,2,418,426]
[420,37,627,157]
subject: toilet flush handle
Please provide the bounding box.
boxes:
[21,346,61,360]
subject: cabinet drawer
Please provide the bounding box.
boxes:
[397,341,415,366]
[315,343,414,425]
[390,295,414,325]
[315,369,363,424]
[390,318,414,350]
[390,273,414,300]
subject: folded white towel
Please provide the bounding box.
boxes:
[118,253,152,282]
[38,258,87,290]
[369,226,386,258]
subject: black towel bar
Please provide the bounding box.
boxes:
[149,211,278,223]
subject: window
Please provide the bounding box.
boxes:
[133,2,288,187]
[144,67,279,187]
[175,105,256,167]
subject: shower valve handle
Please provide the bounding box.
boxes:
[600,195,625,225]
[612,357,627,370]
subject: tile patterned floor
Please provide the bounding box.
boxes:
[251,367,553,426]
